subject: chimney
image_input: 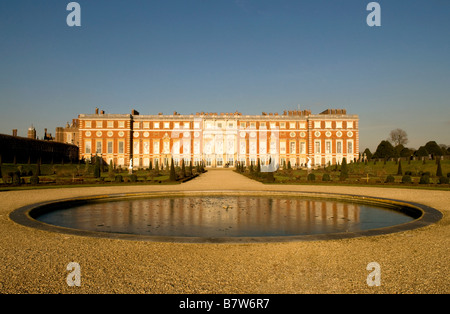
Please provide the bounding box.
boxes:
[95,108,99,114]
[100,110,105,114]
[12,129,17,137]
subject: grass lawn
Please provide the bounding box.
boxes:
[0,162,200,190]
[239,159,450,189]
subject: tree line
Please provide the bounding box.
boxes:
[363,129,449,160]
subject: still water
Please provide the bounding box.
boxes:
[37,196,414,238]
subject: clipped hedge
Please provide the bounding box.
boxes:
[385,175,395,183]
[401,175,412,184]
[419,175,430,184]
[129,174,138,182]
[322,173,331,181]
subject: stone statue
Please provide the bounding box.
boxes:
[128,159,133,174]
[307,157,312,173]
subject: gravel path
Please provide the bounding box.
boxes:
[0,170,448,294]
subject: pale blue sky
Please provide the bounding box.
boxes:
[0,0,449,151]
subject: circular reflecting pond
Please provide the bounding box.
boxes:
[36,196,414,238]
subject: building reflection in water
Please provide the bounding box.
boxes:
[56,196,365,237]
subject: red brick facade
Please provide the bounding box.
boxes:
[78,109,359,169]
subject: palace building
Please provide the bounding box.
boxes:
[77,108,359,169]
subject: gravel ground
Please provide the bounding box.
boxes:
[0,170,449,294]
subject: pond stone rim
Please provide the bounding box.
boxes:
[9,190,443,243]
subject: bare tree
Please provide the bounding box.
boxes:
[389,129,408,147]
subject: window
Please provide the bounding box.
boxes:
[215,139,223,154]
[217,122,222,128]
[300,142,306,154]
[336,121,343,129]
[154,122,160,129]
[184,122,190,129]
[240,122,246,128]
[204,140,213,154]
[325,121,332,129]
[289,122,296,129]
[133,141,139,154]
[85,121,91,128]
[280,122,286,129]
[259,141,267,154]
[85,140,91,154]
[133,122,140,129]
[226,139,234,154]
[194,122,200,129]
[347,140,353,154]
[143,122,150,129]
[270,122,276,129]
[143,141,150,154]
[173,140,180,154]
[228,122,234,128]
[153,141,160,154]
[107,121,114,128]
[249,140,257,154]
[240,141,246,154]
[118,121,125,128]
[314,121,321,129]
[347,121,354,129]
[107,141,113,154]
[96,141,102,154]
[118,141,124,154]
[280,141,286,154]
[325,140,332,154]
[194,140,200,155]
[299,122,306,129]
[183,139,190,154]
[270,140,277,154]
[260,122,266,128]
[174,122,180,129]
[96,121,103,128]
[314,140,321,154]
[250,122,256,128]
[336,141,342,154]
[164,122,170,129]
[163,141,170,154]
[290,141,296,154]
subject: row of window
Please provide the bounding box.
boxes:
[84,139,354,155]
[84,140,125,155]
[83,120,355,130]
